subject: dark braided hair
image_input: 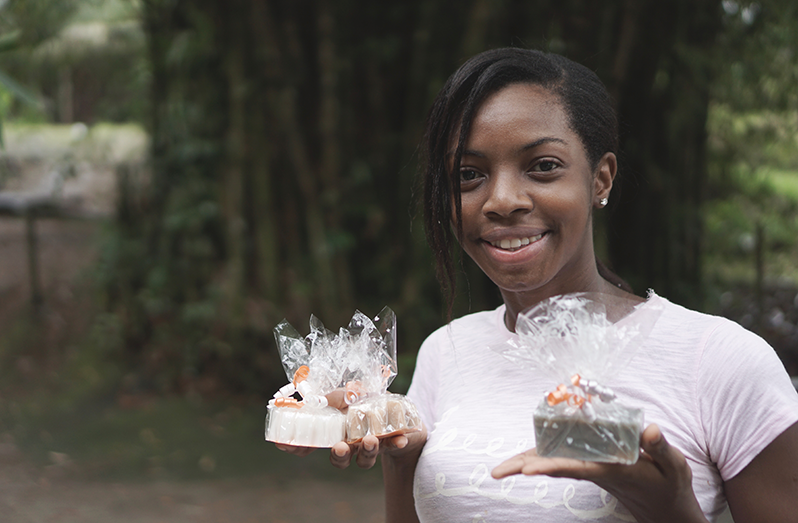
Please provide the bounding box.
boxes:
[421,48,623,317]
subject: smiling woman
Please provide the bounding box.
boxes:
[395,48,798,523]
[276,48,798,523]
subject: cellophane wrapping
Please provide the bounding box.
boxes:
[497,292,662,464]
[533,399,643,464]
[337,307,422,442]
[266,307,421,447]
[346,393,423,443]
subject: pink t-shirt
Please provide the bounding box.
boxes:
[407,294,798,522]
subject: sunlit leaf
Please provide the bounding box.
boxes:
[0,68,43,108]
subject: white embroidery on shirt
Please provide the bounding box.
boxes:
[416,406,635,521]
[416,464,633,520]
[422,406,529,459]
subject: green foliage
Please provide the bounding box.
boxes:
[0,85,10,145]
[704,0,798,291]
[708,103,798,183]
[0,0,80,46]
[714,0,798,112]
[0,0,147,124]
[71,0,140,23]
[705,122,798,286]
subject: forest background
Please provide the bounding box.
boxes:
[0,0,797,521]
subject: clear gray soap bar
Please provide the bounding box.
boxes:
[533,400,643,465]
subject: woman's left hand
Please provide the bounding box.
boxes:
[491,424,709,523]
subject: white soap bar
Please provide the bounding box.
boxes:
[265,405,346,448]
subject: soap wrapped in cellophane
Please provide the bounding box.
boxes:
[532,373,643,464]
[496,292,662,464]
[265,313,346,448]
[266,307,421,448]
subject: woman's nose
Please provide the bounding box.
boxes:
[482,173,533,217]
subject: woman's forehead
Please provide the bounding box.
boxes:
[449,84,573,152]
[472,85,566,129]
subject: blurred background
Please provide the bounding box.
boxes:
[0,0,796,521]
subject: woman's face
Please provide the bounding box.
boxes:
[453,83,614,304]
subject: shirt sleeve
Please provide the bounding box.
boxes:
[407,328,443,433]
[698,319,798,481]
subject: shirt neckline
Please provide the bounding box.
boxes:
[494,290,663,336]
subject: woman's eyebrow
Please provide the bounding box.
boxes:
[445,149,485,159]
[521,137,567,151]
[446,137,568,159]
[462,149,486,158]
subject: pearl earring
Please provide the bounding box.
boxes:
[599,197,608,207]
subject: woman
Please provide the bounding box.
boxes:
[281,48,798,522]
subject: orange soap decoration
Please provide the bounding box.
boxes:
[293,365,310,387]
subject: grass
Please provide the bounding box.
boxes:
[0,393,383,485]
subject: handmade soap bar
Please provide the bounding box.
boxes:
[346,394,422,443]
[533,401,643,464]
[265,405,346,448]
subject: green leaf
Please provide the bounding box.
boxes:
[0,69,44,109]
[0,30,22,53]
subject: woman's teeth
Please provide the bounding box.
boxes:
[490,234,543,250]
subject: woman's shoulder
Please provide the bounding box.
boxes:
[650,292,755,340]
[648,292,776,362]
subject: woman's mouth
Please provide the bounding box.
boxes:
[488,233,545,251]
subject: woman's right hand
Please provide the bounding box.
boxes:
[329,425,427,469]
[275,425,427,469]
[274,388,428,469]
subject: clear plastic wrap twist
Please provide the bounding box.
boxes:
[265,307,421,447]
[338,307,398,405]
[496,292,663,464]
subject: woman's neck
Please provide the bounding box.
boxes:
[500,276,636,332]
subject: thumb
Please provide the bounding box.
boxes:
[640,424,689,477]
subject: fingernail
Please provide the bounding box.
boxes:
[396,437,407,449]
[333,447,346,457]
[651,429,663,445]
[364,443,376,452]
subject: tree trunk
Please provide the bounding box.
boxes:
[607,0,721,307]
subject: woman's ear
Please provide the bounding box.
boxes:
[593,152,617,208]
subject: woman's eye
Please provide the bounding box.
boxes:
[460,169,480,182]
[536,160,558,172]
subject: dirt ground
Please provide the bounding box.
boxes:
[0,439,385,523]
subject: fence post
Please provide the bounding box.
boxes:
[24,209,43,314]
